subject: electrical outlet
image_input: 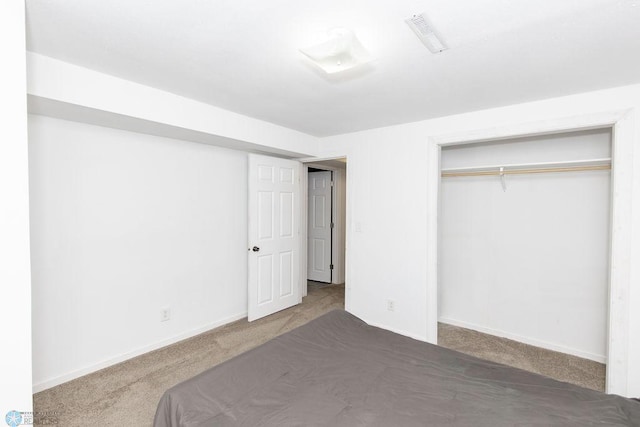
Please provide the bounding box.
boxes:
[387,300,395,312]
[160,308,171,322]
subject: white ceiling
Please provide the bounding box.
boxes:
[26,0,640,137]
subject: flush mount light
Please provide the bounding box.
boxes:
[406,13,447,53]
[300,28,372,74]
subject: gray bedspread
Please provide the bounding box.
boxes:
[154,309,640,426]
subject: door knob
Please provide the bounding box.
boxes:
[252,246,260,252]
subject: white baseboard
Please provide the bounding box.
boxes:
[32,311,247,394]
[438,317,607,364]
[366,320,428,343]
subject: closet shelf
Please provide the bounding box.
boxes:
[441,157,611,178]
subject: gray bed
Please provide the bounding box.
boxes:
[154,310,640,426]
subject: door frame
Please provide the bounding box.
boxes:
[298,157,348,299]
[426,109,635,396]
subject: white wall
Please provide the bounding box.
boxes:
[318,83,640,397]
[439,130,611,362]
[0,0,34,416]
[29,115,249,391]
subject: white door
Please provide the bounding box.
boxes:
[248,154,301,321]
[308,171,332,283]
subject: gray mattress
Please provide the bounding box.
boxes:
[154,310,640,426]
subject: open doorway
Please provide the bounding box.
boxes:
[301,158,347,300]
[246,154,345,322]
[307,168,333,283]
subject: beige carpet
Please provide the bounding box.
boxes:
[437,322,605,392]
[33,282,605,426]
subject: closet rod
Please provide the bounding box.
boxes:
[441,164,611,178]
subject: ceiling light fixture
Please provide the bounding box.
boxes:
[406,13,447,53]
[300,28,372,74]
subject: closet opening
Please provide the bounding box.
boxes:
[426,109,635,397]
[437,129,611,392]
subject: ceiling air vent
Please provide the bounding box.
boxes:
[405,13,447,53]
